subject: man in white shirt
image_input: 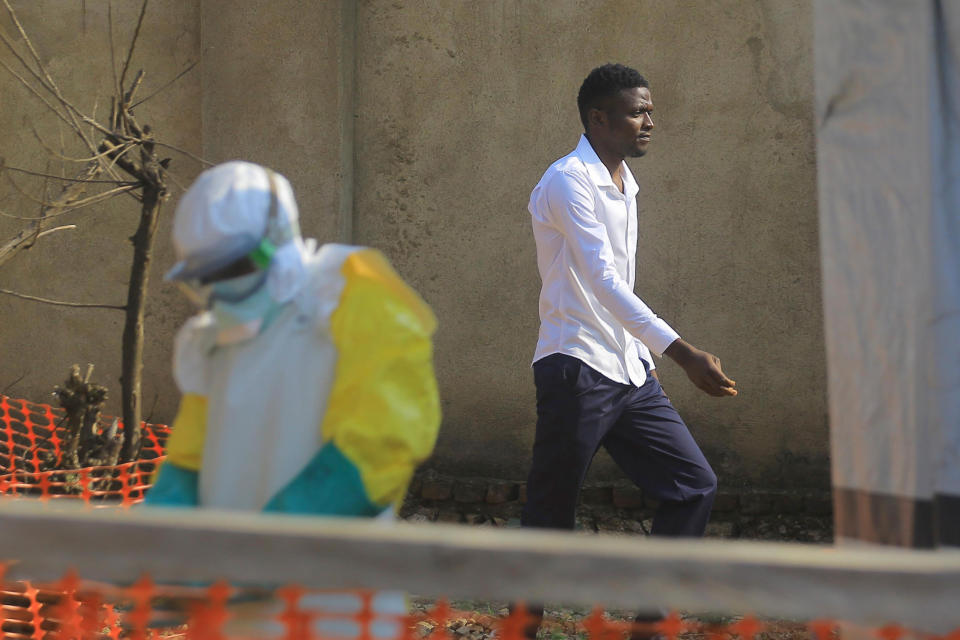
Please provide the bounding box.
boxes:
[521,65,737,632]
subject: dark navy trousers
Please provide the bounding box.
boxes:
[521,353,717,536]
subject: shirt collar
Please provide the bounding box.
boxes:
[621,161,640,200]
[575,134,640,199]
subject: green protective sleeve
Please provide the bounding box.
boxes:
[143,462,200,507]
[264,441,386,517]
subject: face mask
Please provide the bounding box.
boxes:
[209,270,268,304]
[209,271,282,345]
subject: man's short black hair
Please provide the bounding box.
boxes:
[577,63,649,130]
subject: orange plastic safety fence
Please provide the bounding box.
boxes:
[0,564,958,640]
[1,397,957,640]
[0,396,169,507]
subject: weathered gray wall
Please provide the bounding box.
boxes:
[352,0,825,489]
[0,0,826,491]
[200,0,351,245]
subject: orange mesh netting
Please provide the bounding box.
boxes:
[0,400,957,640]
[0,570,957,640]
[0,396,168,507]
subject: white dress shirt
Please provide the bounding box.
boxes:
[529,135,680,387]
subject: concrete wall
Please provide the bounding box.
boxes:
[199,0,351,245]
[352,0,825,489]
[0,0,826,491]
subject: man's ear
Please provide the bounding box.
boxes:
[587,106,607,130]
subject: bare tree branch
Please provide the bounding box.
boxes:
[40,159,51,208]
[57,120,66,179]
[95,140,149,205]
[131,60,198,108]
[90,96,100,143]
[43,184,139,209]
[163,168,188,193]
[0,58,77,133]
[0,187,133,220]
[0,287,125,310]
[124,69,146,108]
[1,208,37,221]
[1,0,58,91]
[100,138,145,180]
[121,70,146,137]
[73,112,113,139]
[118,0,148,93]
[119,180,165,460]
[2,370,27,395]
[1,71,123,195]
[108,2,120,101]
[1,176,138,213]
[0,25,58,97]
[0,162,100,266]
[2,0,124,184]
[1,163,137,185]
[32,159,52,244]
[150,141,213,167]
[35,224,76,239]
[2,0,97,134]
[0,64,118,184]
[2,167,50,205]
[30,123,133,164]
[0,1,99,140]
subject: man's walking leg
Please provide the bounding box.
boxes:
[522,355,623,529]
[601,371,717,638]
[518,355,626,637]
[603,374,717,536]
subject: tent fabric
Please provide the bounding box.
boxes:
[815,0,960,547]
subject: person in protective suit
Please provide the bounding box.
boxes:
[145,161,440,636]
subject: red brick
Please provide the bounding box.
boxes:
[453,480,486,503]
[612,486,644,509]
[421,478,452,501]
[486,482,518,504]
[435,509,464,524]
[741,493,774,515]
[580,486,612,505]
[804,494,833,516]
[772,494,804,514]
[712,493,739,512]
[408,475,423,498]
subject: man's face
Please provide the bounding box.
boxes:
[594,86,655,158]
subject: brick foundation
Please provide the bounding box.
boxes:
[401,471,834,543]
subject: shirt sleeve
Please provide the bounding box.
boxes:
[163,393,207,471]
[543,170,680,356]
[314,248,442,509]
[143,393,205,508]
[172,313,215,396]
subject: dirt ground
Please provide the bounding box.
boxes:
[399,507,832,639]
[408,598,818,640]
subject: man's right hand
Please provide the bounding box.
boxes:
[664,339,737,397]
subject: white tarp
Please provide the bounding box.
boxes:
[815,0,960,547]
